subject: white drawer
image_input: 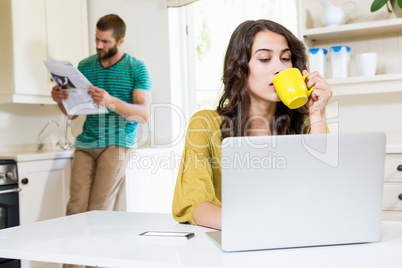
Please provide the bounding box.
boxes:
[384,154,402,182]
[382,210,402,221]
[383,183,402,210]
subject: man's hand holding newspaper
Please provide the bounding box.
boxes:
[44,56,108,116]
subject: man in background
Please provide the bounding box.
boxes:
[51,14,152,267]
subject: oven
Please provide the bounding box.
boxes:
[0,160,21,268]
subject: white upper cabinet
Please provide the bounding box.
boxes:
[0,0,89,104]
[297,0,402,96]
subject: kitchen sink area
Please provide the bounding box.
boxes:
[0,146,74,162]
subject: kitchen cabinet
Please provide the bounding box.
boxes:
[0,0,89,104]
[18,158,71,225]
[382,154,402,221]
[17,157,71,268]
[297,0,402,96]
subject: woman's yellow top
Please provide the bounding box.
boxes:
[172,109,321,225]
[172,110,223,225]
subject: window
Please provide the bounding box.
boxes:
[185,0,298,111]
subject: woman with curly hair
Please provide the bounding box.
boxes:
[172,19,332,230]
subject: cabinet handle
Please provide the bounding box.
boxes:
[399,194,402,201]
[0,188,22,195]
[397,165,402,171]
[21,178,29,185]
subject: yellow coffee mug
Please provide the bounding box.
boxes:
[273,68,314,109]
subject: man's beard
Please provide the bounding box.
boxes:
[97,45,118,60]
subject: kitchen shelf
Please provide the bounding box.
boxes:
[329,73,402,96]
[303,18,402,42]
[0,94,54,105]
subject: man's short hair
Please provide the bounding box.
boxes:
[96,14,126,41]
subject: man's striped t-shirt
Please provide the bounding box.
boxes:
[75,54,152,149]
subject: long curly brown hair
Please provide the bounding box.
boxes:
[217,20,309,139]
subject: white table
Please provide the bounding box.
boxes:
[0,211,401,268]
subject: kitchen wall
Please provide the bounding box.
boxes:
[87,0,174,148]
[0,104,69,150]
[0,0,401,150]
[0,0,173,151]
[328,92,402,140]
[329,93,402,143]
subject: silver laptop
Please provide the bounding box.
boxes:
[206,132,386,252]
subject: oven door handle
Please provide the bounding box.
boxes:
[0,188,22,195]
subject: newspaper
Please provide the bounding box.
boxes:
[44,56,108,116]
